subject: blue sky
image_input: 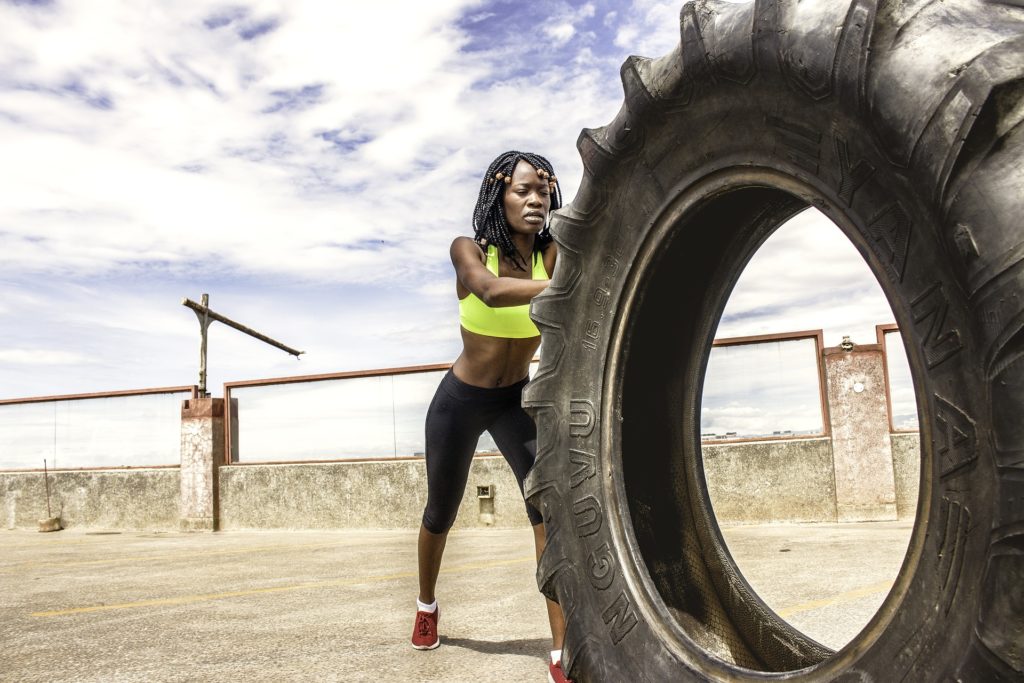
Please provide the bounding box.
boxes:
[0,0,899,404]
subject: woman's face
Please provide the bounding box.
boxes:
[503,159,552,237]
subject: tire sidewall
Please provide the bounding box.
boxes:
[549,85,993,680]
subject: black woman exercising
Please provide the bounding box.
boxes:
[411,150,571,683]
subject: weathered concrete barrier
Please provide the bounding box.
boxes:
[0,456,528,531]
[1,432,921,531]
[889,432,921,520]
[703,437,838,524]
[2,468,180,530]
[179,397,224,531]
[823,343,899,522]
[218,456,526,530]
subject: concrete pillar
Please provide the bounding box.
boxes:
[180,398,224,531]
[823,342,898,522]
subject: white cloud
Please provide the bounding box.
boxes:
[0,0,488,287]
[0,349,95,366]
[613,1,679,55]
[544,23,577,45]
[717,209,897,348]
[0,0,896,425]
[0,0,637,297]
[614,24,640,50]
[541,2,597,47]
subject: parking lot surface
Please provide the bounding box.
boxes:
[1,521,913,682]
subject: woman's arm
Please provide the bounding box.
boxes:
[451,236,549,307]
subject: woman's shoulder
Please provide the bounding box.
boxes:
[450,236,489,264]
[451,235,486,250]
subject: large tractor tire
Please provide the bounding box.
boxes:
[524,0,1024,680]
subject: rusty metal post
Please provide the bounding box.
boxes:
[182,294,303,399]
[198,293,210,397]
[181,294,303,474]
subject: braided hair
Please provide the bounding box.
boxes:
[471,150,562,271]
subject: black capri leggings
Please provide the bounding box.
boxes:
[421,369,543,534]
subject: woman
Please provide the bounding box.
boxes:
[411,150,571,683]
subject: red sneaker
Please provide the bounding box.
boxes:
[411,608,440,650]
[548,659,573,683]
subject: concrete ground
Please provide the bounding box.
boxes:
[1,521,913,682]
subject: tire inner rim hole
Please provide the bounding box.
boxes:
[616,190,919,673]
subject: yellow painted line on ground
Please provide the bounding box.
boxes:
[3,540,348,572]
[776,580,893,618]
[1,537,105,549]
[31,555,534,618]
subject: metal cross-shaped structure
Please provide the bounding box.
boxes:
[182,294,304,397]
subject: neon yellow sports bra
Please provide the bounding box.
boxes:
[459,244,549,339]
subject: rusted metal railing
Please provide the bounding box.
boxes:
[0,385,198,472]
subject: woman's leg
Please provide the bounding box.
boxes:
[418,374,486,604]
[533,522,567,650]
[417,524,448,604]
[489,403,567,650]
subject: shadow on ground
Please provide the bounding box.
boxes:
[442,637,549,661]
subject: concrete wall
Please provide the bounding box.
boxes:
[2,468,180,530]
[823,345,898,521]
[889,432,921,520]
[179,397,224,531]
[703,437,837,524]
[1,435,922,531]
[218,455,530,530]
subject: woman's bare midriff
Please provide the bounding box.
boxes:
[452,327,540,387]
